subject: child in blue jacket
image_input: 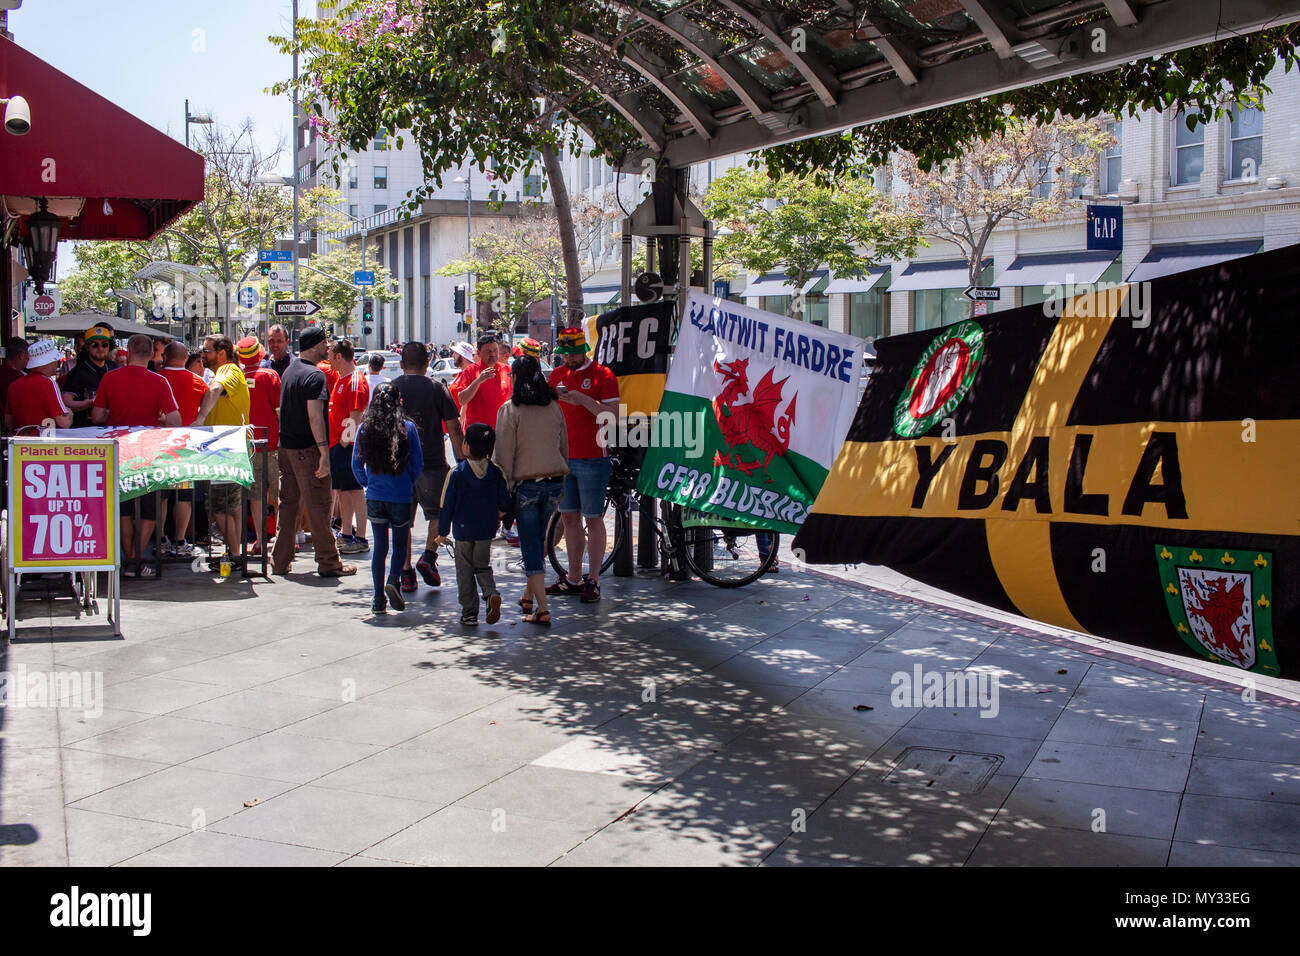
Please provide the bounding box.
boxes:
[434,422,510,626]
[352,383,423,614]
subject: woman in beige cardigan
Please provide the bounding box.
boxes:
[494,355,569,624]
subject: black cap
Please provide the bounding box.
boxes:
[299,327,327,350]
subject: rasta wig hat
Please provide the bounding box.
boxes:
[554,327,589,356]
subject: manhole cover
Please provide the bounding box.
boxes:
[882,747,1003,793]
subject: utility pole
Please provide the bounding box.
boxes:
[291,0,301,304]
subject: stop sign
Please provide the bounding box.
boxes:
[32,294,56,317]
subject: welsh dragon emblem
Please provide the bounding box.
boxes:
[710,357,797,481]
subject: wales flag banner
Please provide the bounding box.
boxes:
[792,244,1300,677]
[53,426,254,500]
[637,291,865,535]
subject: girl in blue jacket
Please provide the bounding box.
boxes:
[352,383,423,614]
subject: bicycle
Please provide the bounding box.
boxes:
[544,452,778,588]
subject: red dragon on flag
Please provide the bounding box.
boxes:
[711,358,797,481]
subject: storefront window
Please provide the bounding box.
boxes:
[849,289,886,339]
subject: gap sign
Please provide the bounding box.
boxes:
[1087,204,1123,251]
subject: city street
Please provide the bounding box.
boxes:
[2,526,1296,867]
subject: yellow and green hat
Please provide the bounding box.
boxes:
[84,325,114,343]
[519,337,542,359]
[554,327,589,356]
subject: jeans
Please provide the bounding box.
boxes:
[559,457,614,517]
[513,478,563,577]
[757,532,777,563]
[367,499,412,600]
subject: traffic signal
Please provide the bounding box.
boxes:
[453,284,465,314]
[362,300,373,323]
[259,262,271,277]
[364,326,373,335]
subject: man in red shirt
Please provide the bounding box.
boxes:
[157,340,208,557]
[238,336,282,555]
[449,332,512,428]
[92,335,182,565]
[546,326,620,603]
[4,339,70,433]
[328,339,370,553]
[0,337,29,423]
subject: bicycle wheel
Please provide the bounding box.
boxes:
[675,510,778,587]
[545,492,626,579]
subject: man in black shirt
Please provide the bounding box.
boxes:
[61,325,118,428]
[261,324,295,377]
[391,341,462,590]
[271,327,355,578]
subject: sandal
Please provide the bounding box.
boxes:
[519,594,534,614]
[522,609,551,626]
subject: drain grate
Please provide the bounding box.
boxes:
[881,747,1003,793]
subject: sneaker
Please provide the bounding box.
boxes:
[337,535,367,555]
[384,580,406,611]
[580,575,601,603]
[174,540,196,558]
[415,554,440,587]
[460,615,478,627]
[486,594,502,624]
[545,573,582,595]
[505,530,520,547]
[371,599,387,615]
[139,564,157,578]
[400,568,418,593]
[159,537,174,558]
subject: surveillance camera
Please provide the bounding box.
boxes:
[3,96,30,135]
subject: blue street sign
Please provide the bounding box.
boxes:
[237,287,260,309]
[354,270,376,286]
[713,279,730,299]
[1086,204,1123,251]
[259,249,293,262]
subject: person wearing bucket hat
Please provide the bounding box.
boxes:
[546,326,620,604]
[62,324,119,428]
[4,339,71,433]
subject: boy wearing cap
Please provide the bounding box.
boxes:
[4,339,71,433]
[546,326,620,603]
[433,422,510,626]
[63,325,118,428]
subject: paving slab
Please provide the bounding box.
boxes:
[5,523,1300,867]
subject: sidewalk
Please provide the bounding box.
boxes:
[1,529,1297,867]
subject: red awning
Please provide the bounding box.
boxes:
[0,37,204,241]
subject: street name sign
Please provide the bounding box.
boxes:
[354,271,375,286]
[259,249,293,262]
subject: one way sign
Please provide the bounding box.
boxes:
[273,300,322,317]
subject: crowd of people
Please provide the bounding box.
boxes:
[0,321,620,625]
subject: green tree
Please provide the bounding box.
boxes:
[703,167,924,318]
[300,242,397,336]
[896,116,1113,303]
[57,240,159,313]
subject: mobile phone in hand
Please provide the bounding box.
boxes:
[555,385,569,394]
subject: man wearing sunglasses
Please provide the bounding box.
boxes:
[62,325,119,428]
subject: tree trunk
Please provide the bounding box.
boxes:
[540,125,583,328]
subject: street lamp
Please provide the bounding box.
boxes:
[453,172,472,336]
[184,99,212,149]
[25,198,62,294]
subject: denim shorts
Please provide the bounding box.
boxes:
[514,478,564,576]
[559,457,614,517]
[366,498,413,529]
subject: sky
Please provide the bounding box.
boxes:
[8,0,318,275]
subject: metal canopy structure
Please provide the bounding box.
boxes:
[560,0,1300,169]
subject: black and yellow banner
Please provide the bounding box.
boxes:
[593,300,673,416]
[793,244,1300,676]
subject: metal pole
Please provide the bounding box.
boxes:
[465,171,472,334]
[291,0,301,303]
[184,98,189,149]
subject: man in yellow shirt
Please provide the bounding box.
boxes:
[197,334,252,565]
